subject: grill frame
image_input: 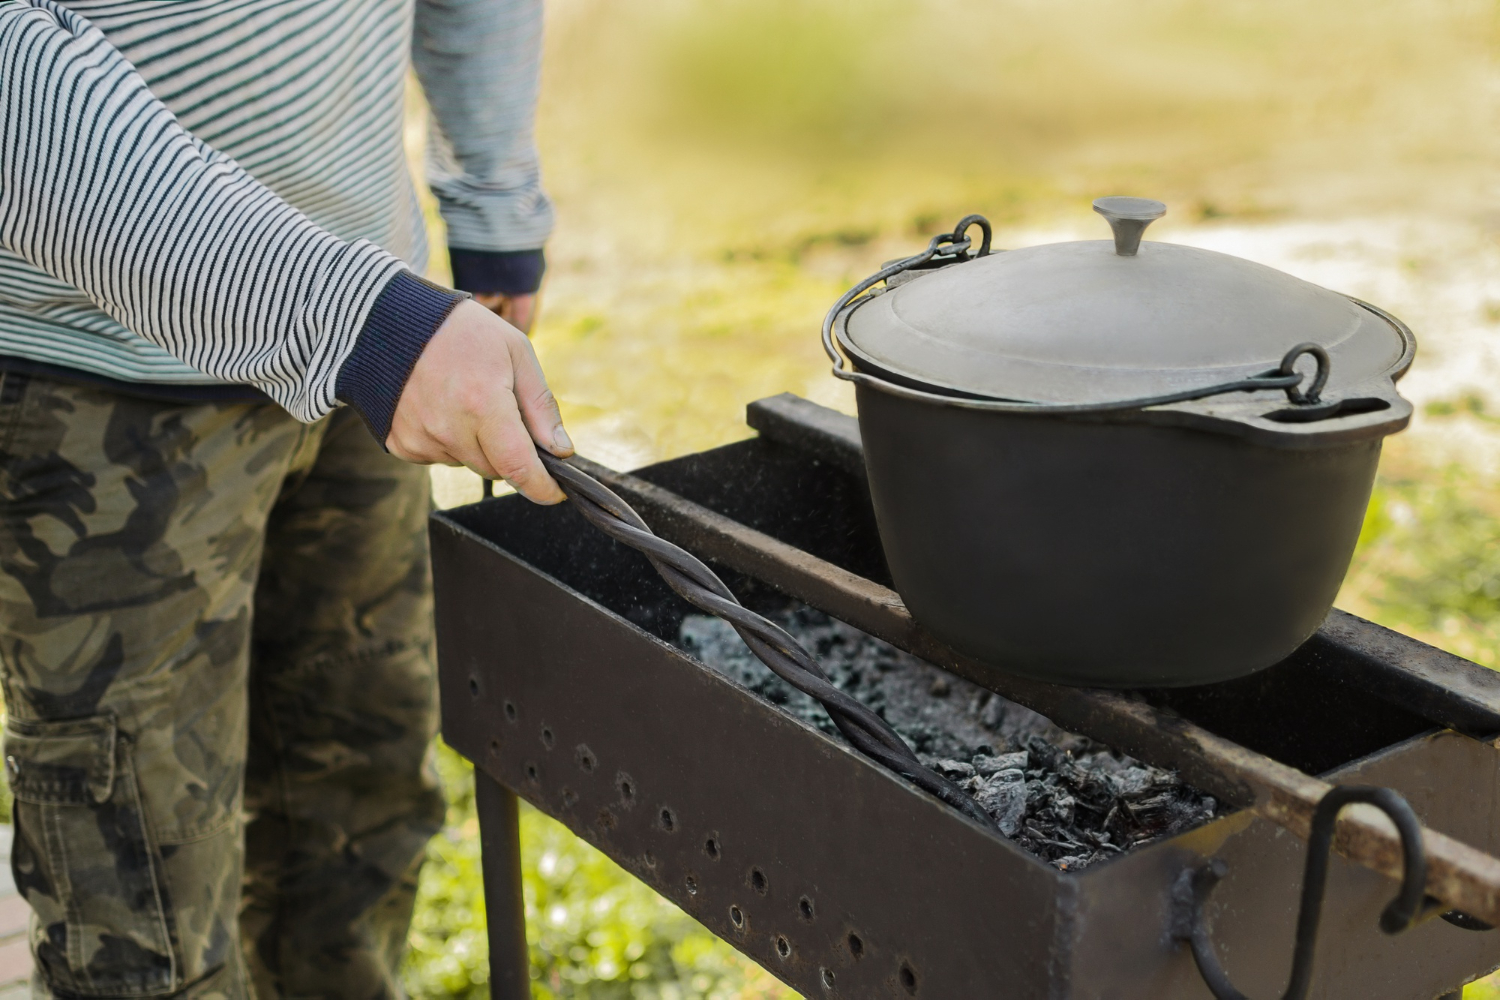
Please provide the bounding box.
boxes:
[433,396,1500,999]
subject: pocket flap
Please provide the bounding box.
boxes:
[5,714,117,805]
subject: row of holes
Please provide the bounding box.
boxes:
[477,681,920,994]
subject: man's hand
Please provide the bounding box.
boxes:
[474,292,537,334]
[387,300,572,504]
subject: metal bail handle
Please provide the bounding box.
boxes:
[1279,343,1331,406]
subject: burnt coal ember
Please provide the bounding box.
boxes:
[677,607,1217,871]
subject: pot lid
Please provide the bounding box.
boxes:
[838,198,1408,405]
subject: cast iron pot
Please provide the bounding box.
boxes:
[823,198,1414,687]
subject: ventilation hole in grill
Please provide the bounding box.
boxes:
[541,726,554,749]
[659,807,676,832]
[597,809,616,831]
[775,935,791,959]
[729,905,744,928]
[799,896,815,922]
[899,963,918,994]
[616,773,636,807]
[468,676,480,697]
[525,763,540,784]
[685,875,699,895]
[705,836,721,860]
[750,868,768,895]
[575,745,596,773]
[821,969,836,989]
[561,788,577,807]
[847,933,864,960]
[643,851,658,870]
[504,700,518,722]
[488,738,501,756]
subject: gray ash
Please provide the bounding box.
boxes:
[676,608,1217,871]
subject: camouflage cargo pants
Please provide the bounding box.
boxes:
[0,372,446,998]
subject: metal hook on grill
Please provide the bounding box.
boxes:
[1172,785,1490,1000]
[522,451,1000,831]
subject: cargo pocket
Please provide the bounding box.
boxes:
[6,714,179,997]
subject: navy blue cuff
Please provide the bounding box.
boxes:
[448,247,546,296]
[336,271,468,444]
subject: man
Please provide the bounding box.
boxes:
[0,0,568,995]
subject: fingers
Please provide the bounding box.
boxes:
[385,419,461,469]
[473,386,565,504]
[506,330,573,457]
[474,292,539,334]
[389,416,562,504]
[501,293,538,334]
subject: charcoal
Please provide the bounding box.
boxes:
[971,770,1027,836]
[934,759,977,780]
[978,696,1008,732]
[676,608,1218,871]
[973,751,1028,776]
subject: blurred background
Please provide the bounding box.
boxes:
[404,1,1500,995]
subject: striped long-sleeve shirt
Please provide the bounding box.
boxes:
[0,0,552,435]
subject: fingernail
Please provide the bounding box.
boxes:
[553,423,574,453]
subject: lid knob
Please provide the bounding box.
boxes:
[1092,197,1167,257]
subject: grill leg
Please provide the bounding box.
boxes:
[476,770,531,1000]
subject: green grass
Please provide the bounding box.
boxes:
[1341,433,1500,672]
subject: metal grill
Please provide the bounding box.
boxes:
[433,394,1500,999]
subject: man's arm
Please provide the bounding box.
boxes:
[413,0,553,327]
[0,0,568,501]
